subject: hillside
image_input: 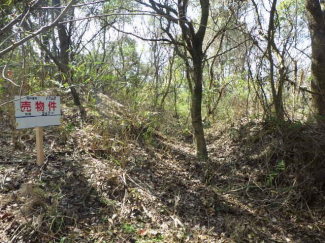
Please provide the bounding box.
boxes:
[1,93,325,243]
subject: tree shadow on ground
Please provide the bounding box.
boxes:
[130,129,325,242]
[1,120,325,243]
[0,150,114,242]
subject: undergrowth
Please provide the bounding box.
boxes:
[1,92,325,242]
[234,119,325,207]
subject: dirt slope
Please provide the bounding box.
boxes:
[1,95,324,242]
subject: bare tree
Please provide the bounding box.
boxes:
[0,0,76,57]
[134,0,210,158]
[305,0,325,120]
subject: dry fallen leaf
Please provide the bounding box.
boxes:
[1,212,13,220]
[138,228,147,236]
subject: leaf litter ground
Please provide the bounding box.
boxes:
[1,96,325,243]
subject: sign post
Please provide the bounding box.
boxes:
[36,127,44,166]
[14,96,60,166]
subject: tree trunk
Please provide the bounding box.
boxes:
[306,0,325,119]
[54,0,86,121]
[160,52,175,109]
[275,66,285,121]
[191,61,208,159]
[136,0,210,159]
[267,0,285,122]
[274,94,284,121]
[184,0,209,159]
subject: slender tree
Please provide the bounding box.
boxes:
[135,0,209,158]
[52,0,86,120]
[305,0,325,119]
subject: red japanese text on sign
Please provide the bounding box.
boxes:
[20,101,31,112]
[35,101,45,112]
[48,101,56,111]
[15,96,60,129]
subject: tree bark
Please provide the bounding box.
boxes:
[179,0,209,159]
[267,0,285,121]
[192,61,208,158]
[305,0,325,119]
[53,0,86,121]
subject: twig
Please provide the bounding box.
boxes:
[10,224,27,242]
[120,188,128,216]
[125,173,156,199]
[0,0,77,57]
[2,53,20,87]
[37,0,107,9]
[120,172,127,187]
[171,215,184,228]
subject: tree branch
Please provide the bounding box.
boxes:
[108,24,181,45]
[196,0,209,40]
[0,0,77,58]
[0,0,42,37]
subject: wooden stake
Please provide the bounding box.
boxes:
[36,127,44,166]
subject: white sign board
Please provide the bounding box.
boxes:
[14,96,60,129]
